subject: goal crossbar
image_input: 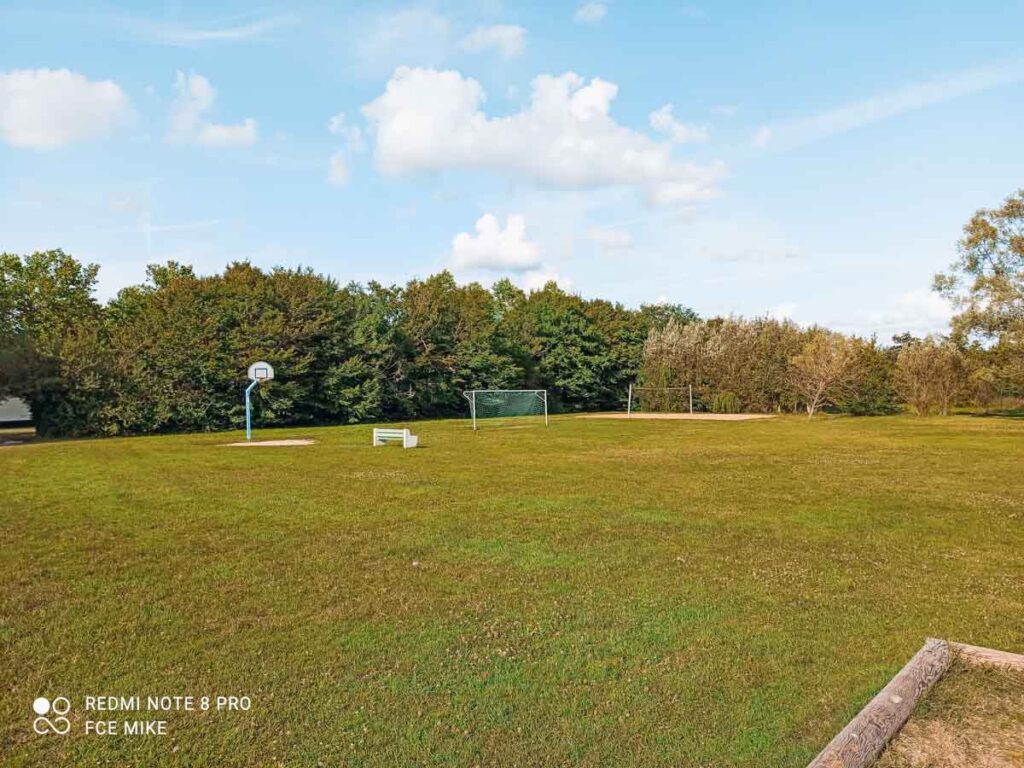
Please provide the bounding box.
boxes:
[463,389,549,430]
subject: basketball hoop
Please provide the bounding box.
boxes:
[248,361,274,382]
[245,361,274,440]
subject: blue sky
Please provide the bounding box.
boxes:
[2,1,1023,337]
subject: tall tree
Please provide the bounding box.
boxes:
[935,190,1024,395]
[788,331,858,418]
[935,190,1024,341]
[0,250,105,435]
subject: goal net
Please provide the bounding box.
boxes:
[463,390,548,430]
[627,385,693,415]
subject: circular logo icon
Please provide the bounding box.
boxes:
[33,696,71,735]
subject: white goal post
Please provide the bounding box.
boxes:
[627,384,693,417]
[462,389,549,430]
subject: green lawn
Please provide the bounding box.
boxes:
[2,415,1023,766]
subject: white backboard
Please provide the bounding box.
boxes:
[248,361,274,381]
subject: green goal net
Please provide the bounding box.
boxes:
[462,390,548,429]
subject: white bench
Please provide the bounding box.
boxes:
[372,428,419,448]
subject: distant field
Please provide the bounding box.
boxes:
[2,415,1023,766]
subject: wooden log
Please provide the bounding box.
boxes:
[806,638,952,768]
[952,642,1024,670]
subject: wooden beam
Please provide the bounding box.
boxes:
[806,638,952,768]
[952,642,1024,670]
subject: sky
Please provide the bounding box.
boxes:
[1,1,1023,338]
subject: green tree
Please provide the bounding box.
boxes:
[935,190,1024,396]
[0,250,106,435]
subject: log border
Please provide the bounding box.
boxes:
[806,638,1024,768]
[952,641,1024,670]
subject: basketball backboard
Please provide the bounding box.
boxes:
[248,361,274,382]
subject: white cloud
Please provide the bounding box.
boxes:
[328,112,365,151]
[459,24,526,59]
[328,152,349,186]
[753,57,1024,151]
[121,14,294,45]
[450,213,541,271]
[587,226,633,251]
[197,119,257,147]
[167,71,258,147]
[353,7,451,76]
[327,114,364,187]
[167,71,214,139]
[859,289,953,337]
[0,68,131,149]
[362,67,724,205]
[649,104,708,143]
[574,3,607,23]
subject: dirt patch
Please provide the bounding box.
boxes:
[223,439,317,447]
[578,412,776,421]
[875,659,1024,768]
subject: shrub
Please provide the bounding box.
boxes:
[711,391,741,414]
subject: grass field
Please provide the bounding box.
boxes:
[2,415,1023,766]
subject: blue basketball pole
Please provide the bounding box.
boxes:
[245,379,259,441]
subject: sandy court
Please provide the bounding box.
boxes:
[223,439,317,447]
[579,412,776,422]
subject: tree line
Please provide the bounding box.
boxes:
[2,190,1022,437]
[641,318,972,417]
[640,189,1024,418]
[0,254,694,436]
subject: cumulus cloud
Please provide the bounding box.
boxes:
[587,226,633,251]
[0,68,131,149]
[167,71,258,147]
[327,151,349,186]
[362,67,724,205]
[450,213,541,271]
[574,3,607,23]
[649,104,708,143]
[459,24,526,59]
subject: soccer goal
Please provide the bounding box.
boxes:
[463,389,549,430]
[627,384,693,416]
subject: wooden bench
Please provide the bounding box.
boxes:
[372,428,419,448]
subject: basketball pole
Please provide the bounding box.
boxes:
[245,380,259,441]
